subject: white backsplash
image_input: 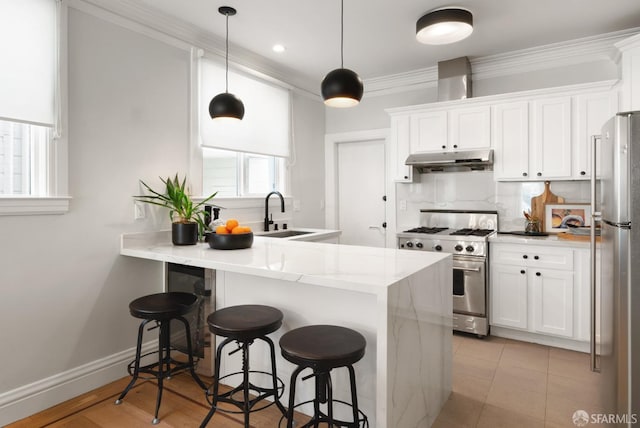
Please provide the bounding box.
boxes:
[396,171,591,232]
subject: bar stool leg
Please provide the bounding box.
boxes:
[286,365,304,428]
[115,319,151,404]
[263,336,288,416]
[152,321,167,425]
[241,341,250,428]
[200,337,232,428]
[347,365,360,428]
[177,316,207,390]
[326,373,334,427]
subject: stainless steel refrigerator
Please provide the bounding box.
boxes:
[591,111,640,426]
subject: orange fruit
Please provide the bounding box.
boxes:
[215,225,229,234]
[231,226,251,234]
[226,219,239,232]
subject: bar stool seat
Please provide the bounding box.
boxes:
[115,292,206,425]
[279,325,369,428]
[201,304,287,428]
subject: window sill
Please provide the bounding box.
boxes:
[0,196,71,216]
[193,196,292,210]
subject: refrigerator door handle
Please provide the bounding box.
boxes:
[590,134,602,373]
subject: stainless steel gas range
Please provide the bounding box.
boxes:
[397,209,498,337]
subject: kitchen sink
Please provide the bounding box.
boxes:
[258,230,313,238]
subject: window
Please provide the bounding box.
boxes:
[0,0,68,214]
[202,148,286,197]
[0,121,50,195]
[198,54,290,197]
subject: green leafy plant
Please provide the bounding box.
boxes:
[135,174,218,230]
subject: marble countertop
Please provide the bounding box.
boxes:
[490,233,590,248]
[121,231,450,294]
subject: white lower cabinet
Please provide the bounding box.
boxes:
[531,268,574,337]
[490,242,588,348]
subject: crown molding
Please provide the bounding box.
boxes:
[365,27,640,98]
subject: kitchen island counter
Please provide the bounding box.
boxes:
[120,231,452,428]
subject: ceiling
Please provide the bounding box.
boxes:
[128,0,640,88]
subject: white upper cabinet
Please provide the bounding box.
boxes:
[389,115,413,182]
[573,91,618,178]
[530,96,572,179]
[410,110,448,153]
[492,101,530,180]
[491,82,617,181]
[449,106,491,150]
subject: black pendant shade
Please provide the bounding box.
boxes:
[210,6,245,121]
[321,68,364,108]
[322,0,363,108]
[209,92,244,120]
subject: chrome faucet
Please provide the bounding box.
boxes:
[264,191,285,231]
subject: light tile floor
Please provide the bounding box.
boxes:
[432,333,606,428]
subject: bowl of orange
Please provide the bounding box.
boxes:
[207,219,253,250]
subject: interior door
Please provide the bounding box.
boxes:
[337,139,386,247]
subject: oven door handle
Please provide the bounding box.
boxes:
[454,266,481,272]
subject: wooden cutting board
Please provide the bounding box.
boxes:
[531,181,564,231]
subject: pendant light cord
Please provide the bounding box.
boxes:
[340,0,344,68]
[225,12,229,93]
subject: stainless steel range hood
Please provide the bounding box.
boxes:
[406,149,493,173]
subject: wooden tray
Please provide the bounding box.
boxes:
[531,181,564,231]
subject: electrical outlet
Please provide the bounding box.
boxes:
[134,201,146,220]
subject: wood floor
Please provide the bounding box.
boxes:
[7,334,604,427]
[7,373,296,428]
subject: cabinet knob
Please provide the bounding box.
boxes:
[523,255,528,259]
[442,145,446,149]
[536,272,541,276]
[523,172,528,177]
[404,175,408,179]
[534,255,539,260]
[580,171,586,176]
[537,172,542,177]
[453,144,458,149]
[520,270,526,274]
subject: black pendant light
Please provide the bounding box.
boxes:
[321,0,363,108]
[209,6,244,120]
[416,8,473,45]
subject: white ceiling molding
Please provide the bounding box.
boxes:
[365,27,640,98]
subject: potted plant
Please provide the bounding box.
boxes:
[135,174,218,245]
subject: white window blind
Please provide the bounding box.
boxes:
[200,56,291,158]
[0,0,57,126]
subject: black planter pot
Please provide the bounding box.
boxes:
[172,222,198,245]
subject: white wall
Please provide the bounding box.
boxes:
[0,5,325,424]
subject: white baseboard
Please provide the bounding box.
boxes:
[490,326,590,353]
[0,341,157,426]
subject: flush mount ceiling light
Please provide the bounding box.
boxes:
[321,0,363,108]
[416,7,473,45]
[209,6,244,120]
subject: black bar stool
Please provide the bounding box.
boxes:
[279,325,369,428]
[201,304,287,428]
[115,292,207,424]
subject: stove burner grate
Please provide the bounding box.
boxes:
[403,227,448,234]
[449,228,495,237]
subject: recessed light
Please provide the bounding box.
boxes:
[272,44,286,53]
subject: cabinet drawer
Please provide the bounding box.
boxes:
[491,244,573,270]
